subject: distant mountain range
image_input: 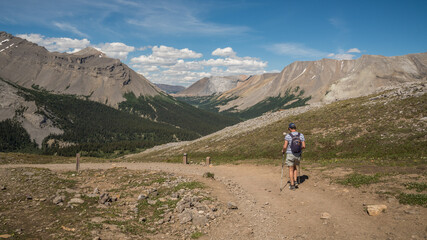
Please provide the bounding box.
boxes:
[1,31,426,156]
[178,53,427,114]
[175,75,248,96]
[0,32,239,156]
[154,83,186,94]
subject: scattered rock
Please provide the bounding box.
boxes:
[179,210,193,224]
[227,202,238,210]
[367,205,387,216]
[170,192,180,199]
[93,237,101,240]
[192,214,208,226]
[93,188,100,194]
[404,209,419,215]
[61,226,75,232]
[68,198,84,204]
[26,195,32,200]
[156,219,164,225]
[139,217,147,223]
[138,194,148,201]
[1,186,6,191]
[53,196,64,205]
[147,199,158,205]
[90,217,105,223]
[99,193,113,205]
[22,172,35,177]
[320,212,331,219]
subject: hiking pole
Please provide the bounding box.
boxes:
[280,153,285,191]
[298,155,302,185]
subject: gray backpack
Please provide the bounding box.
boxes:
[289,132,302,153]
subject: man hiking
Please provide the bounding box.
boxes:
[282,123,305,190]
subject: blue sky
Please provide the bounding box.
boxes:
[1,0,426,86]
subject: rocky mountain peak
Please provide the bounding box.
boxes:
[0,32,160,108]
[73,47,105,57]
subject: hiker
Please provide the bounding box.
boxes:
[282,123,305,190]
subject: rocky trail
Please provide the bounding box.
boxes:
[1,162,425,240]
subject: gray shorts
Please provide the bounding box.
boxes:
[286,154,301,166]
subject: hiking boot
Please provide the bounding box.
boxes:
[294,181,298,187]
[289,185,296,190]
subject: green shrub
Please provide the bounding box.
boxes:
[337,173,381,188]
[203,172,215,179]
[405,182,427,192]
[397,193,427,207]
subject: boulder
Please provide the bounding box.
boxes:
[366,205,387,216]
[53,196,64,205]
[69,198,84,204]
[137,194,147,201]
[227,202,238,210]
[320,212,331,219]
[179,210,192,224]
[192,214,208,226]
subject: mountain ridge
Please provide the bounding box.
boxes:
[0,32,160,108]
[178,52,427,113]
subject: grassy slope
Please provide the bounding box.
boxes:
[118,93,240,136]
[1,79,202,157]
[176,87,311,120]
[139,92,427,166]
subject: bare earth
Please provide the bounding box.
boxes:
[1,162,426,240]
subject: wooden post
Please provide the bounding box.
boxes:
[206,156,211,166]
[76,153,80,172]
[183,153,188,164]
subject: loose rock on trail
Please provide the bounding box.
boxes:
[0,162,425,240]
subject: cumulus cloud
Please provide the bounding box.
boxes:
[327,53,355,60]
[131,45,267,86]
[17,33,136,60]
[212,47,236,57]
[96,42,135,60]
[151,45,203,59]
[17,33,90,53]
[347,48,361,53]
[269,42,363,61]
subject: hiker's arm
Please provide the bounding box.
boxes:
[302,141,306,149]
[282,140,288,153]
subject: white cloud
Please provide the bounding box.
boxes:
[53,22,88,38]
[327,53,355,60]
[131,55,177,66]
[17,33,90,53]
[347,48,361,53]
[270,42,363,61]
[96,42,135,60]
[212,47,236,57]
[131,45,267,86]
[17,33,135,60]
[152,45,202,59]
[268,43,327,58]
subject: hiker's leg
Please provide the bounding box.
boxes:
[294,158,300,182]
[289,166,295,185]
[293,165,298,182]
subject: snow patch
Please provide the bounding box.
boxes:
[292,68,306,81]
[0,39,9,45]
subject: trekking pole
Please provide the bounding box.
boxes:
[280,153,285,191]
[298,155,302,185]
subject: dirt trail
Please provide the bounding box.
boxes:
[1,162,425,240]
